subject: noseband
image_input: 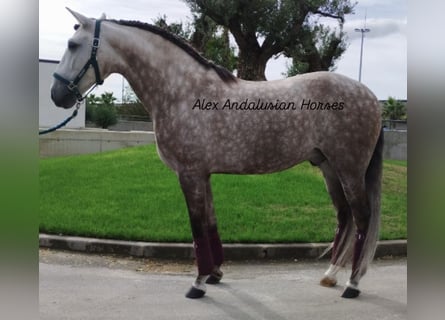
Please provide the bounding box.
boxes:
[53,19,104,102]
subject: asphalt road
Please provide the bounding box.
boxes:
[39,249,407,320]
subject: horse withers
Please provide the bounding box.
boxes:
[50,8,383,300]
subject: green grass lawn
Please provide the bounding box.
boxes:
[39,145,407,243]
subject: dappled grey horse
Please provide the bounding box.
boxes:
[51,9,383,299]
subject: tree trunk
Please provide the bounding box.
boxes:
[237,48,267,81]
[305,53,324,73]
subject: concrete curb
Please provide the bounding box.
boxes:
[39,233,406,261]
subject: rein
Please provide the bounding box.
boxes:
[41,19,104,135]
[39,103,80,135]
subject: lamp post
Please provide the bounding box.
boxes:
[355,27,370,82]
[355,15,370,83]
[121,76,125,103]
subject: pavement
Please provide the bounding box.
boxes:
[39,249,407,320]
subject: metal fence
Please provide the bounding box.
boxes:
[382,119,407,131]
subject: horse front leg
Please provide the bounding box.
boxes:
[179,172,214,299]
[203,177,224,285]
[205,225,224,284]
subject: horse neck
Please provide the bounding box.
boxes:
[101,21,224,116]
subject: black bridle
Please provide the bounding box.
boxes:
[53,19,104,102]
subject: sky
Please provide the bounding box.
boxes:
[39,0,407,101]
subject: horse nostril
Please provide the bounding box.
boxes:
[51,89,60,104]
[51,88,63,106]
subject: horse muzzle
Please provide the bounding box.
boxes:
[51,82,78,109]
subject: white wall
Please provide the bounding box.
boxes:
[39,59,85,129]
[39,129,155,157]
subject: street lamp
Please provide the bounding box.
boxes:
[121,76,125,103]
[355,19,370,82]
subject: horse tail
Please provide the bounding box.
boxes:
[359,127,384,276]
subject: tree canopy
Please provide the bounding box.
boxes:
[86,92,118,129]
[383,97,406,120]
[154,14,238,72]
[183,0,354,80]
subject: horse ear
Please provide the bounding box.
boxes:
[66,7,91,27]
[99,12,107,20]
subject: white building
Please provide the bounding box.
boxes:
[39,59,85,129]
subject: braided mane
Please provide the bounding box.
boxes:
[111,19,237,83]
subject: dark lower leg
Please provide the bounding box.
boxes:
[205,226,224,284]
[185,235,214,298]
[319,162,352,267]
[321,222,347,287]
[320,222,348,288]
[319,162,352,287]
[193,235,214,275]
[330,205,354,266]
[180,173,217,298]
[340,230,367,298]
[208,226,224,267]
[351,229,368,281]
[179,173,214,276]
[342,200,370,298]
[331,221,348,265]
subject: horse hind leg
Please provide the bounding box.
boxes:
[318,162,371,298]
[340,180,371,298]
[338,131,383,298]
[338,172,380,299]
[318,161,355,288]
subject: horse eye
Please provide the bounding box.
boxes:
[74,24,80,31]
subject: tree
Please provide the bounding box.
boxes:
[153,14,237,72]
[85,93,101,122]
[382,97,406,129]
[184,0,354,80]
[86,92,118,129]
[154,14,191,39]
[100,92,116,105]
[284,24,347,76]
[119,85,151,121]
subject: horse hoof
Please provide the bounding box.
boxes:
[320,276,337,287]
[185,286,206,299]
[341,286,361,298]
[206,269,223,284]
[206,274,221,284]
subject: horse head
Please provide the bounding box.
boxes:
[51,8,106,108]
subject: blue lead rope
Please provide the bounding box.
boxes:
[39,104,80,135]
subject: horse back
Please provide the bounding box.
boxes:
[155,72,381,174]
